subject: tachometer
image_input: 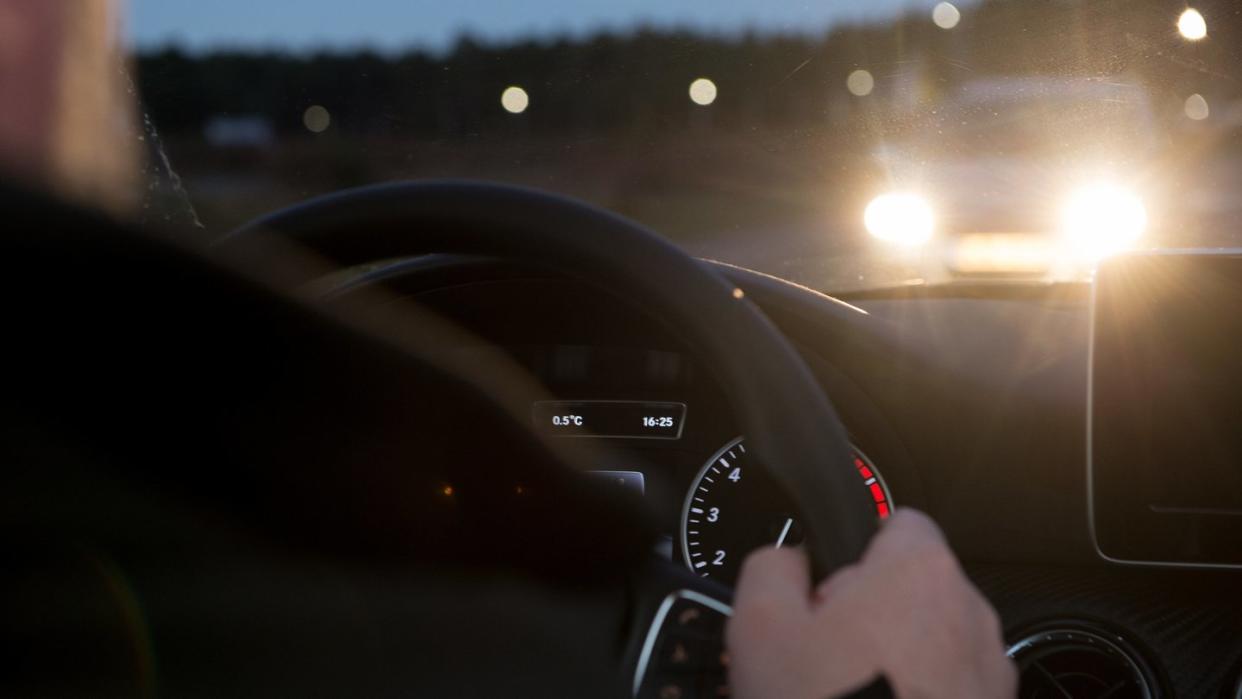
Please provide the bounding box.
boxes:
[680,436,891,584]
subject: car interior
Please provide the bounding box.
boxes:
[3,1,1242,698]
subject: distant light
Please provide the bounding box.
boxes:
[731,287,745,299]
[864,193,934,245]
[847,70,875,97]
[302,105,331,133]
[1184,93,1210,120]
[441,484,455,497]
[952,234,1054,275]
[501,86,529,114]
[1178,8,1207,40]
[1060,183,1147,260]
[689,78,717,106]
[932,2,961,29]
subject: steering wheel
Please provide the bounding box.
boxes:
[225,180,884,697]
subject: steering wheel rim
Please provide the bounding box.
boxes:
[223,179,878,580]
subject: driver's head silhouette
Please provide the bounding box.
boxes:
[0,0,135,210]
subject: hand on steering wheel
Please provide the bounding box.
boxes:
[729,510,1016,699]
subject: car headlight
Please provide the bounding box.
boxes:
[1060,183,1147,260]
[864,193,934,245]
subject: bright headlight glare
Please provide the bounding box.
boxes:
[864,193,934,245]
[1060,183,1147,260]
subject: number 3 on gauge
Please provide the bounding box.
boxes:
[679,436,893,586]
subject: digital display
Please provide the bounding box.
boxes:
[1091,253,1242,565]
[532,400,686,439]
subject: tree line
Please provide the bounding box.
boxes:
[135,0,1242,142]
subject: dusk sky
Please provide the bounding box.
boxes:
[128,0,945,52]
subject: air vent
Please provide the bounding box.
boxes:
[1007,623,1160,699]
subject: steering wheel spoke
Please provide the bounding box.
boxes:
[635,589,731,699]
[626,559,733,699]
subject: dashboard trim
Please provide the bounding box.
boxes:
[1086,254,1242,570]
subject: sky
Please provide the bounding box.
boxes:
[127,0,943,53]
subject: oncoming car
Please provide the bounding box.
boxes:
[861,77,1163,283]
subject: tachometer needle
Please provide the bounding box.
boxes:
[774,517,794,548]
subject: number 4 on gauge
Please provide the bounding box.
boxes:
[680,436,893,586]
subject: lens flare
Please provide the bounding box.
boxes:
[688,78,718,106]
[847,70,874,97]
[1178,8,1207,40]
[864,193,934,245]
[501,86,529,114]
[1184,93,1210,121]
[932,2,961,29]
[302,105,331,133]
[1060,183,1147,260]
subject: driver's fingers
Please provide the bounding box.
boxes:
[863,508,948,564]
[733,546,814,613]
[813,563,861,604]
[728,547,814,655]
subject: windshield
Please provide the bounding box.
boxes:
[129,0,1242,292]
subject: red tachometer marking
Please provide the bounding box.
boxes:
[853,453,891,519]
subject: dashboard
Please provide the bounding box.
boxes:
[387,268,908,586]
[349,255,1242,698]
